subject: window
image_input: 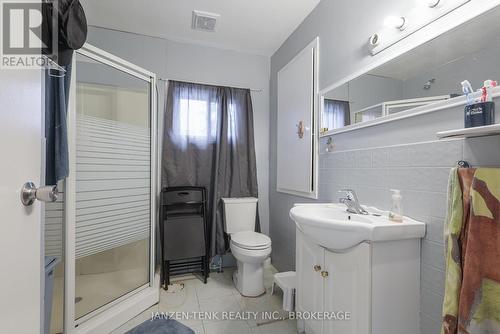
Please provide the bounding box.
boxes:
[178,98,218,139]
[169,83,242,149]
[323,99,351,130]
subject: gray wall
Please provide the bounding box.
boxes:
[85,26,271,236]
[269,0,500,333]
[349,74,403,119]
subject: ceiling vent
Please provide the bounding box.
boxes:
[192,10,220,32]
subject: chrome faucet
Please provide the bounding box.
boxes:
[338,189,369,215]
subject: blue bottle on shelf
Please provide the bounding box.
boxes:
[464,101,495,128]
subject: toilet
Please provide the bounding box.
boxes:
[222,197,272,297]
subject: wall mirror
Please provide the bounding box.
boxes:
[320,5,500,135]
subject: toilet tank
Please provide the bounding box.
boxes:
[221,197,258,234]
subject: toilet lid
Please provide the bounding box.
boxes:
[231,231,271,250]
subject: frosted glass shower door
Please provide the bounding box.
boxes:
[66,47,158,330]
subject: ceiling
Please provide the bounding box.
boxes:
[80,0,321,56]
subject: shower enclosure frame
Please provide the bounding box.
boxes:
[63,43,159,333]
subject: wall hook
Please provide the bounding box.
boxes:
[297,121,305,139]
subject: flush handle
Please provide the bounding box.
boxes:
[313,265,321,272]
[21,182,58,206]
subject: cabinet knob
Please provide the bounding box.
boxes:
[321,271,329,278]
[313,265,321,272]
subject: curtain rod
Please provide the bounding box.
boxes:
[157,77,263,92]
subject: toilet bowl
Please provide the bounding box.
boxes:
[221,198,272,297]
[230,231,271,297]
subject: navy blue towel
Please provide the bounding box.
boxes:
[45,63,72,185]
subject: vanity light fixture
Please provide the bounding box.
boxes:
[418,0,441,8]
[368,33,380,50]
[384,16,406,30]
[368,34,380,48]
[370,0,467,56]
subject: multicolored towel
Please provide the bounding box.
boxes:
[442,168,500,334]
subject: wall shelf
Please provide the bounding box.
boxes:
[436,124,500,139]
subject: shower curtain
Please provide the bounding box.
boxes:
[162,81,259,257]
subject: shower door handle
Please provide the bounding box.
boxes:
[20,182,58,206]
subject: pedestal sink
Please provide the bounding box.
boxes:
[290,203,425,251]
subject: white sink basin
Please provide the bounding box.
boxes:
[290,203,426,250]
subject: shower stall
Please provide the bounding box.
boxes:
[45,44,159,333]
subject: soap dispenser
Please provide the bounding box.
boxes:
[389,189,403,223]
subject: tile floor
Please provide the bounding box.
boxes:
[112,265,298,334]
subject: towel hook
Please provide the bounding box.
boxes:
[457,160,471,168]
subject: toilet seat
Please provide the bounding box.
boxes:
[231,231,271,250]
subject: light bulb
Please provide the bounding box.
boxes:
[418,0,441,7]
[384,16,406,30]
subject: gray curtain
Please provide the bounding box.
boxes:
[162,81,259,256]
[323,99,350,130]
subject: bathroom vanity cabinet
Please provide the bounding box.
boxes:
[295,228,420,334]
